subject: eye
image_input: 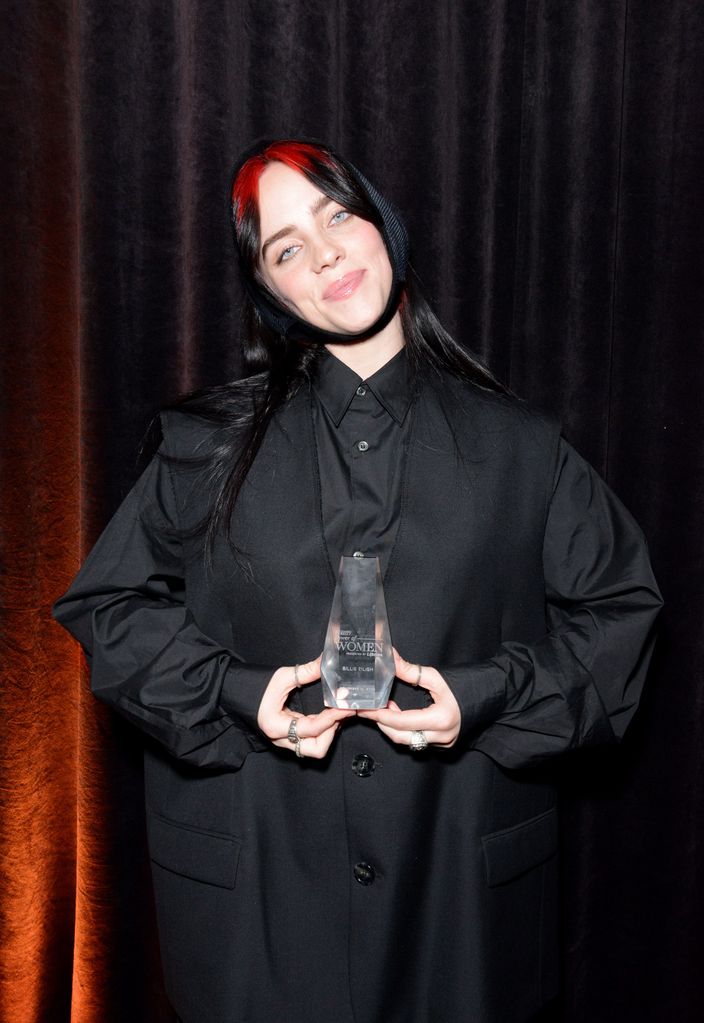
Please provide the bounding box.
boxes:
[276,243,300,265]
[330,209,351,224]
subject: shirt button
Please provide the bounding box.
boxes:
[354,862,376,886]
[356,385,367,397]
[351,753,376,777]
[357,440,369,452]
[353,550,364,559]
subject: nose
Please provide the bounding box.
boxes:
[311,234,344,273]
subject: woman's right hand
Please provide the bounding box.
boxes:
[257,655,355,759]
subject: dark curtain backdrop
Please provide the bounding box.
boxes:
[1,1,702,1020]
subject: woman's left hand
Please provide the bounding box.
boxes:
[356,648,461,749]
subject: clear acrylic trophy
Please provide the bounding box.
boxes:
[321,555,395,709]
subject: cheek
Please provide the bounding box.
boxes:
[285,271,312,311]
[261,267,306,313]
[356,221,385,251]
[357,224,392,280]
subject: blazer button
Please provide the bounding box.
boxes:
[354,862,376,886]
[351,753,376,777]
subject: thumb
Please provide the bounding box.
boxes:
[393,648,419,682]
[295,655,322,686]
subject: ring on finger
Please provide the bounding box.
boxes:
[294,664,300,687]
[416,663,423,686]
[287,718,299,744]
[294,738,304,758]
[409,730,429,752]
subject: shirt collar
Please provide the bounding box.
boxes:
[313,346,414,427]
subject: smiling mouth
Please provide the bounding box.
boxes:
[323,270,366,301]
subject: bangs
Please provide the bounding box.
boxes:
[232,141,335,230]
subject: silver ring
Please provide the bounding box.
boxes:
[287,718,299,744]
[416,663,423,686]
[409,730,428,752]
[295,739,304,758]
[294,664,300,686]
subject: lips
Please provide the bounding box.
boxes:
[323,269,366,301]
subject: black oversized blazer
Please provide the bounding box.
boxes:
[52,367,663,1023]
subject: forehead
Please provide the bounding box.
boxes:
[257,161,329,237]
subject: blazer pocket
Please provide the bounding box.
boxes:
[147,811,242,889]
[482,806,557,887]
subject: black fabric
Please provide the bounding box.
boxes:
[311,347,413,573]
[51,370,662,1022]
[4,1,702,1019]
[229,136,409,344]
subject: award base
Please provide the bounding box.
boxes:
[321,555,395,710]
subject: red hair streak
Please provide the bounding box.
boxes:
[232,141,334,229]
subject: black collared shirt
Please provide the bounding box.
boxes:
[311,346,414,576]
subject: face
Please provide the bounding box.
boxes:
[256,161,393,334]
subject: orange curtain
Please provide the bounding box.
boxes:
[2,1,703,1020]
[2,5,81,1019]
[0,6,170,1021]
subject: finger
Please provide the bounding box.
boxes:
[392,651,443,693]
[269,707,353,743]
[291,708,355,739]
[258,665,302,718]
[358,706,454,732]
[261,657,323,718]
[285,656,322,694]
[302,722,342,759]
[354,697,405,720]
[375,721,447,747]
[272,721,342,759]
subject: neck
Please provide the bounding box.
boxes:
[324,310,405,379]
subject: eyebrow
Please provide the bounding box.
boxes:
[261,194,334,261]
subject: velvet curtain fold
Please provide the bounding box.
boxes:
[1,1,702,1019]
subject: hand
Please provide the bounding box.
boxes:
[257,655,355,759]
[357,649,461,749]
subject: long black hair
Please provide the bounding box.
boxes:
[144,140,515,570]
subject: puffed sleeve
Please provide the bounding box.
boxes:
[442,435,664,769]
[51,412,272,770]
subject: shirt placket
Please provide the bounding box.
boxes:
[343,385,378,559]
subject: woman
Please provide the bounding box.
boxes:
[52,137,663,1023]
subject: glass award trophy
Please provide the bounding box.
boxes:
[321,555,395,709]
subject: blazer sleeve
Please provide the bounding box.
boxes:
[441,434,664,770]
[51,412,272,771]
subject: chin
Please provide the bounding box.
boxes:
[327,321,376,337]
[324,305,385,336]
